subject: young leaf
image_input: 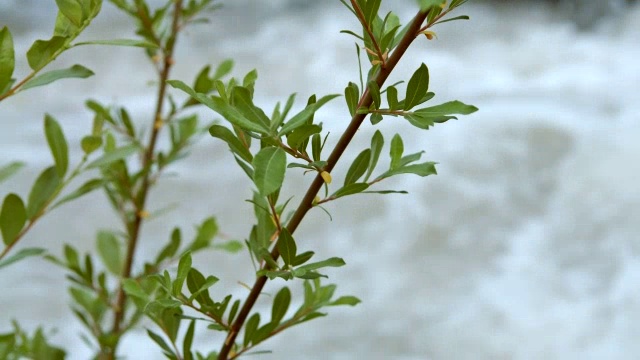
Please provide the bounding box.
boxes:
[277,228,297,267]
[26,166,60,218]
[189,217,218,252]
[386,85,399,110]
[96,231,122,275]
[271,286,291,326]
[213,240,244,253]
[330,182,369,199]
[80,135,102,155]
[155,228,181,264]
[209,125,252,162]
[296,257,346,272]
[278,94,340,135]
[72,39,158,48]
[292,251,315,266]
[368,80,381,109]
[0,193,26,245]
[364,130,383,181]
[0,161,24,184]
[252,147,286,196]
[286,124,321,150]
[146,329,175,356]
[244,313,261,347]
[389,133,403,169]
[183,320,195,360]
[383,162,437,178]
[344,82,359,116]
[26,36,67,71]
[404,63,429,110]
[51,178,103,210]
[174,252,192,296]
[44,114,69,176]
[0,27,15,93]
[213,59,233,79]
[330,296,362,306]
[0,247,45,270]
[56,0,84,26]
[344,149,371,186]
[86,144,140,169]
[21,64,94,91]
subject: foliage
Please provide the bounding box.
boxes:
[0,0,477,359]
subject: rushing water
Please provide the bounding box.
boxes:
[1,1,639,359]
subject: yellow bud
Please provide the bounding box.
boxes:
[371,59,383,66]
[138,210,150,219]
[313,196,320,204]
[364,47,377,57]
[320,171,332,184]
[419,30,438,40]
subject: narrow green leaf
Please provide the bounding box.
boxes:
[26,36,67,71]
[0,161,24,184]
[183,320,195,360]
[286,124,321,150]
[44,114,69,176]
[244,313,261,347]
[96,231,122,275]
[344,149,371,186]
[72,39,158,48]
[404,63,429,110]
[86,144,140,169]
[0,194,27,245]
[435,15,471,25]
[330,295,361,306]
[277,228,297,267]
[384,162,437,178]
[232,87,271,130]
[209,125,252,162]
[296,257,346,272]
[0,247,45,270]
[364,0,382,25]
[167,80,267,133]
[344,82,359,116]
[213,59,234,79]
[271,287,291,325]
[187,270,219,303]
[416,0,444,11]
[389,134,403,169]
[155,228,181,264]
[368,80,381,109]
[190,217,218,252]
[146,330,174,355]
[26,166,60,218]
[122,279,148,300]
[331,182,369,199]
[174,251,192,295]
[414,100,478,116]
[364,130,383,181]
[252,147,286,196]
[0,27,15,93]
[279,94,340,135]
[56,0,84,26]
[311,133,322,161]
[386,85,399,110]
[213,240,243,253]
[22,64,94,90]
[51,178,103,210]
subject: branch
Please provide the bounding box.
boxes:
[218,7,431,359]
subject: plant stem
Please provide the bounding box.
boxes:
[108,0,183,356]
[218,8,430,360]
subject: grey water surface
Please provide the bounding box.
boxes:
[1,1,639,359]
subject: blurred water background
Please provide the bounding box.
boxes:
[1,0,639,359]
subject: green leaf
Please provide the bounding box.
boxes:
[405,100,477,129]
[331,182,369,199]
[26,36,67,71]
[56,0,84,26]
[389,134,403,169]
[43,114,69,176]
[0,194,26,245]
[209,125,252,162]
[252,147,286,196]
[383,162,437,178]
[232,86,271,130]
[292,251,314,266]
[190,217,218,252]
[404,63,429,110]
[72,39,158,48]
[22,64,93,90]
[86,144,140,169]
[286,124,322,150]
[416,0,444,11]
[183,320,195,360]
[213,59,234,79]
[278,94,340,135]
[296,257,346,272]
[146,329,174,356]
[435,15,471,25]
[364,0,382,25]
[155,228,181,264]
[364,130,383,181]
[51,178,103,210]
[271,287,291,325]
[0,27,15,93]
[122,279,148,300]
[80,135,102,154]
[0,161,24,184]
[167,80,267,133]
[386,85,399,110]
[344,82,359,116]
[213,240,243,253]
[26,166,60,218]
[96,231,122,275]
[277,228,297,267]
[174,252,192,295]
[187,269,219,303]
[368,80,381,109]
[0,247,45,270]
[330,295,361,306]
[344,149,371,186]
[244,313,260,347]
